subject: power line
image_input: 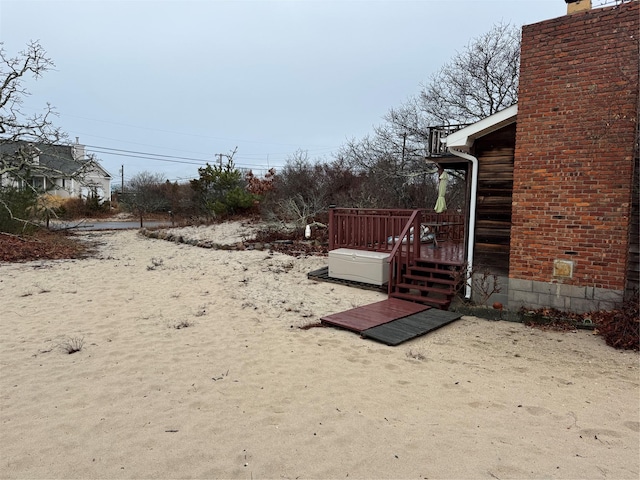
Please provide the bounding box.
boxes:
[85,144,209,165]
[84,143,303,171]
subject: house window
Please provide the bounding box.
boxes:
[62,179,66,188]
[31,177,44,190]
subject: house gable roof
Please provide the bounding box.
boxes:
[0,141,110,178]
[79,158,112,179]
[445,104,518,154]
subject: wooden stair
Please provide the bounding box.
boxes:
[389,258,464,310]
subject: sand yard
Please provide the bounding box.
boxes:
[1,223,638,479]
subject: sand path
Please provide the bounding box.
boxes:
[1,224,638,479]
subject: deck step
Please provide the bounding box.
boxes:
[396,282,454,296]
[392,258,463,310]
[409,265,461,275]
[403,274,459,286]
[415,257,464,267]
[390,291,450,308]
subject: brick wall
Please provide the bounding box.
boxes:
[510,2,639,300]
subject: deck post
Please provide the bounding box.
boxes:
[328,204,336,251]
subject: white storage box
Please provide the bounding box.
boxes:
[328,248,390,286]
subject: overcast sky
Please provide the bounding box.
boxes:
[1,0,567,185]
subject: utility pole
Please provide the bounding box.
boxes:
[216,153,223,167]
[120,165,124,192]
[401,132,407,164]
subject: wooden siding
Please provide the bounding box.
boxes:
[473,124,516,275]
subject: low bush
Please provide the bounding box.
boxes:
[55,197,111,219]
[592,295,639,351]
[522,295,639,351]
[0,186,38,234]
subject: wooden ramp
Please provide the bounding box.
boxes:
[321,298,428,333]
[361,309,462,346]
[320,298,462,346]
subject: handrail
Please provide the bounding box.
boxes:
[386,210,421,295]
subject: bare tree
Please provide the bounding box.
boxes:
[0,41,73,232]
[121,171,169,227]
[0,40,66,149]
[336,23,521,210]
[418,22,521,126]
[259,151,363,225]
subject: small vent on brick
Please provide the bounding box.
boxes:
[564,251,578,255]
[554,259,575,278]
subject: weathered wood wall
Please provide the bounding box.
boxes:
[472,124,516,275]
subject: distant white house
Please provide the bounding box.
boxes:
[0,139,112,202]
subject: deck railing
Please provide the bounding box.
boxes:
[328,207,466,294]
[426,125,470,157]
[328,208,465,251]
[328,208,415,251]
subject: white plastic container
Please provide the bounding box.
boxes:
[328,248,390,285]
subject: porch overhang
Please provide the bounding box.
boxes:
[444,104,518,153]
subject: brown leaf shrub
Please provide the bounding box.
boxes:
[523,295,639,351]
[592,295,639,351]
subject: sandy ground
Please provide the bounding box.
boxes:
[1,222,638,479]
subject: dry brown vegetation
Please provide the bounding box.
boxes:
[0,230,90,262]
[523,297,639,351]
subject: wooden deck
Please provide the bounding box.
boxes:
[416,239,465,265]
[316,209,467,344]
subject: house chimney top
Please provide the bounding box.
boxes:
[565,0,592,14]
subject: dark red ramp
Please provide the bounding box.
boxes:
[320,298,429,333]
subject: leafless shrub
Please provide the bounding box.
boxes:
[453,265,501,307]
[471,270,502,306]
[59,336,84,354]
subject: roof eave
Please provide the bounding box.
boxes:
[445,104,518,154]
